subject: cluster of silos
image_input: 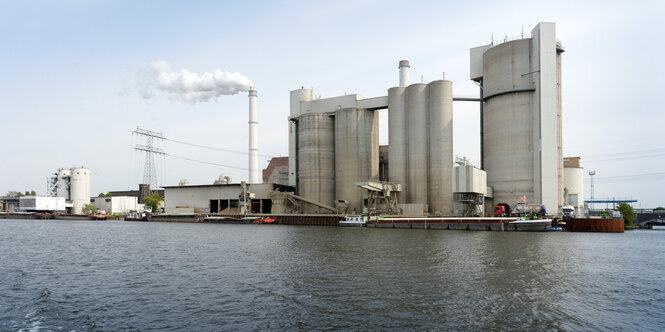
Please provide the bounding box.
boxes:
[296,107,378,214]
[54,166,91,214]
[388,61,454,215]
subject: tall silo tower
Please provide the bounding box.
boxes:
[70,167,90,214]
[470,22,564,215]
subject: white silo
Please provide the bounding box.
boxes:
[563,157,585,217]
[70,167,90,214]
[56,168,71,199]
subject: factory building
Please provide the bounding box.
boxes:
[285,22,564,217]
[288,61,454,216]
[90,196,144,214]
[47,166,91,214]
[470,22,564,215]
[162,182,293,214]
[19,196,66,212]
[262,157,289,186]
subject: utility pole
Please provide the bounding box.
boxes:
[134,127,165,191]
[589,170,596,211]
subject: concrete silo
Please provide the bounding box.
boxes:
[427,80,454,215]
[334,108,378,214]
[297,113,335,213]
[406,83,430,206]
[470,22,564,215]
[388,86,408,201]
[70,167,90,214]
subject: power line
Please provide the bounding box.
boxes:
[164,137,276,158]
[166,153,249,171]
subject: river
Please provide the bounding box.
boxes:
[1,218,664,331]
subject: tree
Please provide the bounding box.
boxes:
[144,193,163,212]
[98,192,112,197]
[655,207,665,211]
[30,190,36,196]
[81,203,98,215]
[617,202,635,226]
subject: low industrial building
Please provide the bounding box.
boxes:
[163,182,294,214]
[90,196,144,214]
[19,196,66,212]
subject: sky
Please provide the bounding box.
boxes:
[1,0,664,208]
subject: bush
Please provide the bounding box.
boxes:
[617,202,635,226]
[81,204,98,215]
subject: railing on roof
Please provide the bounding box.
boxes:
[488,33,564,50]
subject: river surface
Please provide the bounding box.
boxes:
[1,218,664,331]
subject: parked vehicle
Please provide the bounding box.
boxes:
[494,203,547,218]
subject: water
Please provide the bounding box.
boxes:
[1,219,664,331]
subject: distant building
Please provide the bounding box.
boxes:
[19,196,66,212]
[262,157,289,186]
[90,196,144,214]
[1,197,20,212]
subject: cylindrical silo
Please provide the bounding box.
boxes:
[334,108,379,214]
[298,113,335,213]
[563,166,584,216]
[388,86,408,201]
[289,88,314,187]
[406,83,429,206]
[70,167,90,214]
[56,168,71,199]
[482,39,536,207]
[428,80,453,215]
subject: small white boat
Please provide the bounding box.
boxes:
[340,216,367,227]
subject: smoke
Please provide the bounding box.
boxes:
[138,60,253,104]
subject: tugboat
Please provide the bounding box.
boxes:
[125,207,152,221]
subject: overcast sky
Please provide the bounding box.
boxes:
[1,0,664,208]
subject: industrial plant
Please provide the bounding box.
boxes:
[160,22,584,221]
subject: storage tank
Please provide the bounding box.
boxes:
[482,39,536,207]
[564,166,584,217]
[406,83,429,205]
[56,168,71,199]
[388,86,407,201]
[298,113,335,213]
[427,80,453,215]
[70,167,90,214]
[334,108,378,214]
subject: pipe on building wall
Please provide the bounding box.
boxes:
[248,87,259,183]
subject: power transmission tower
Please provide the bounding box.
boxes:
[134,127,165,190]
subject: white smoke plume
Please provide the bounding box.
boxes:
[138,60,252,104]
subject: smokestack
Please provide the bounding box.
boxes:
[399,60,410,87]
[248,87,259,184]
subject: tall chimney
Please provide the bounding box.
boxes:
[399,60,410,87]
[248,87,259,183]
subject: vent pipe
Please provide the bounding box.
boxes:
[248,87,259,183]
[399,60,410,87]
